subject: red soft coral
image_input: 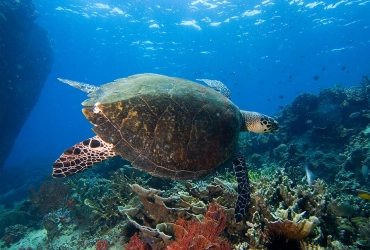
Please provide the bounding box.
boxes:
[166,203,232,250]
[125,232,149,250]
[95,239,109,250]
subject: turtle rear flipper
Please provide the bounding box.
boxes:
[233,152,251,223]
[196,78,231,99]
[57,78,99,93]
[52,136,115,178]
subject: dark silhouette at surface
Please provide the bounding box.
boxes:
[0,0,53,168]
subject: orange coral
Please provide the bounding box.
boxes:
[166,203,232,250]
[125,233,149,250]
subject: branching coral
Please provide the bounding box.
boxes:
[68,167,141,234]
[125,214,172,249]
[357,222,370,247]
[43,212,61,238]
[185,177,237,209]
[126,183,213,227]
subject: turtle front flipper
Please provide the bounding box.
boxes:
[233,152,251,223]
[52,136,115,178]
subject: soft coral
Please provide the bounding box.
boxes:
[166,203,232,250]
[125,232,150,250]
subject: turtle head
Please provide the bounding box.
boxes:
[240,110,279,134]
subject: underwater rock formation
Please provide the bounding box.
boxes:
[0,0,53,168]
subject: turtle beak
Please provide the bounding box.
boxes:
[268,118,279,133]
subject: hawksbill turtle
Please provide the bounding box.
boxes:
[52,73,278,222]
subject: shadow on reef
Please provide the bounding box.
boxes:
[0,0,53,168]
[2,76,370,249]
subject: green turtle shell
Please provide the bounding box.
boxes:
[82,74,242,180]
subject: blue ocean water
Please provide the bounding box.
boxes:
[3,0,370,180]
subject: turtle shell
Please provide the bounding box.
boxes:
[82,74,242,180]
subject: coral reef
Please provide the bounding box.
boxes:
[42,209,75,239]
[1,224,28,247]
[0,208,28,238]
[29,177,71,214]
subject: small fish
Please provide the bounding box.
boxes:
[349,112,361,119]
[279,95,284,99]
[358,193,370,200]
[305,165,315,187]
[341,66,346,71]
[322,66,326,71]
[313,75,319,81]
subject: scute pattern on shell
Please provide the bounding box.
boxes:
[82,74,242,180]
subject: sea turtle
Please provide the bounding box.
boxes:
[52,73,278,222]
